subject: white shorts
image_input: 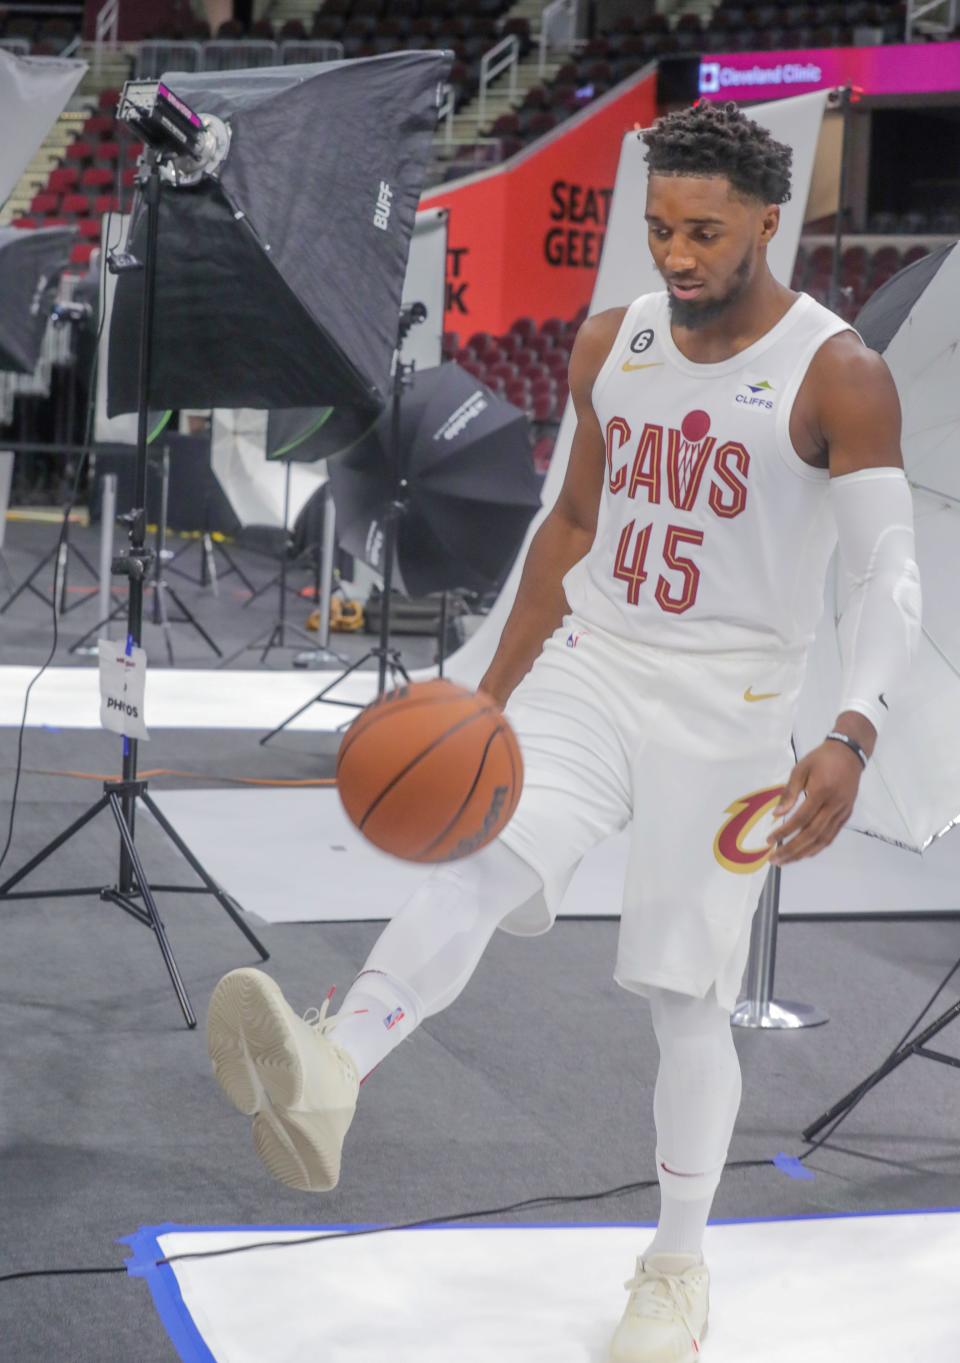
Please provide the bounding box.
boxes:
[498,614,809,1012]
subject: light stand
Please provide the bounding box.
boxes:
[67,442,224,662]
[0,151,268,1029]
[803,965,960,1145]
[258,304,425,746]
[0,305,100,617]
[217,459,326,667]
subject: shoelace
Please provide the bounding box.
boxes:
[622,1261,704,1352]
[301,993,359,1085]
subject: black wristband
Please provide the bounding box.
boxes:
[826,731,868,769]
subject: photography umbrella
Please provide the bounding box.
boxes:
[0,225,75,374]
[326,362,542,596]
[108,52,451,417]
[795,241,960,852]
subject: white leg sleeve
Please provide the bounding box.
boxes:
[360,839,543,1017]
[830,467,922,735]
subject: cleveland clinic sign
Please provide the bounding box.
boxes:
[698,42,960,101]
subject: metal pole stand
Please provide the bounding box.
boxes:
[293,484,349,669]
[73,472,120,658]
[731,865,829,1030]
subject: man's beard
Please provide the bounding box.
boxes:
[666,249,752,330]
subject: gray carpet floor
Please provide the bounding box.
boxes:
[2,520,960,1362]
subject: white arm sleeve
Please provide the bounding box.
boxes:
[829,466,922,736]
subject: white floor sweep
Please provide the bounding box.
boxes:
[123,1210,960,1363]
[148,786,960,923]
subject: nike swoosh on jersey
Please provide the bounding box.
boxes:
[621,361,664,373]
[744,687,782,702]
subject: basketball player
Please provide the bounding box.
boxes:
[207,102,921,1361]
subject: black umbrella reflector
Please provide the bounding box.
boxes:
[0,225,75,374]
[855,243,954,354]
[327,362,543,597]
[108,51,452,417]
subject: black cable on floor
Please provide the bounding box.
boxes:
[0,1155,780,1284]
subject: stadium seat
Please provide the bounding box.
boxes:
[62,193,91,216]
[78,219,102,240]
[30,192,60,215]
[69,242,97,267]
[12,217,40,230]
[83,115,115,139]
[94,193,121,215]
[48,167,79,193]
[65,142,95,165]
[81,167,113,190]
[509,318,537,341]
[902,245,929,267]
[98,89,121,112]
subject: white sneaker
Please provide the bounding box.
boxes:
[207,968,360,1193]
[608,1253,710,1362]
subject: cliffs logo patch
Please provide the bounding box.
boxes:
[713,786,785,874]
[735,378,775,411]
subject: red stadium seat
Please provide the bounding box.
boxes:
[12,217,40,230]
[62,193,91,216]
[98,89,121,111]
[122,167,137,188]
[96,141,121,164]
[902,245,928,267]
[48,166,80,192]
[490,361,520,384]
[70,242,97,267]
[509,317,537,340]
[84,115,115,139]
[78,219,102,239]
[81,167,113,189]
[30,192,60,215]
[93,193,121,215]
[65,141,95,164]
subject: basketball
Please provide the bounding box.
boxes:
[336,679,524,863]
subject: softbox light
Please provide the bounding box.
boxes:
[327,362,542,596]
[0,225,75,374]
[107,52,451,418]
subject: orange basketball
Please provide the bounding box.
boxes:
[336,679,523,863]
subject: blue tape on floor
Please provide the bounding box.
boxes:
[773,1153,816,1181]
[119,1225,218,1363]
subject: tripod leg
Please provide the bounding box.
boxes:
[141,791,269,961]
[259,650,373,745]
[0,795,111,895]
[153,583,177,665]
[0,544,58,614]
[802,997,960,1143]
[259,622,282,665]
[217,543,256,594]
[165,584,222,657]
[108,793,197,1029]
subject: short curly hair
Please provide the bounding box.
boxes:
[641,101,792,205]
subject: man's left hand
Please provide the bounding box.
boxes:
[767,741,864,866]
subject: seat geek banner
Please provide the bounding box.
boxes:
[421,70,657,341]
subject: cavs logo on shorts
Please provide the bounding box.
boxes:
[713,785,785,874]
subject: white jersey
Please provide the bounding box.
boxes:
[562,290,856,654]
